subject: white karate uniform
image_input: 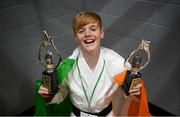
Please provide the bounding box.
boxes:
[50,47,128,116]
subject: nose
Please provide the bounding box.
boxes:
[85,30,91,37]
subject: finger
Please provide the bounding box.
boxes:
[130,91,141,96]
[40,85,49,92]
[133,83,142,89]
[129,84,142,92]
[129,87,140,93]
[42,94,51,98]
[38,90,49,95]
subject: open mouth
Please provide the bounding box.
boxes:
[84,39,95,44]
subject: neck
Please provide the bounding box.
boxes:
[81,49,100,70]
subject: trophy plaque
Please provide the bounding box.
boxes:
[122,40,150,95]
[38,31,61,96]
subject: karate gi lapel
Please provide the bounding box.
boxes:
[77,49,105,107]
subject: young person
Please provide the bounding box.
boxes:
[35,11,150,116]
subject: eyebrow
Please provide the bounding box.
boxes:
[89,24,98,28]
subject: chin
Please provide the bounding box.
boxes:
[81,46,95,53]
[81,42,100,52]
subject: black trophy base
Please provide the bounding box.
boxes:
[42,70,58,96]
[122,70,142,96]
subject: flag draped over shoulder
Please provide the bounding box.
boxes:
[34,57,151,116]
[113,70,151,116]
[34,58,75,116]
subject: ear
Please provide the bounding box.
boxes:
[100,28,104,39]
[74,34,78,41]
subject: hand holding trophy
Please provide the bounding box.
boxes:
[38,31,61,96]
[122,40,150,96]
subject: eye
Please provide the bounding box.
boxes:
[91,28,97,31]
[77,29,84,33]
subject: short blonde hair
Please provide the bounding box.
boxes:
[72,11,102,33]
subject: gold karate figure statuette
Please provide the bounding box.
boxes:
[122,40,150,95]
[38,31,61,96]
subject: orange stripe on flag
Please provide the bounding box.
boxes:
[112,70,151,116]
[128,80,151,116]
[113,70,127,85]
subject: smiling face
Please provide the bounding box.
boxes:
[72,11,104,54]
[75,22,104,53]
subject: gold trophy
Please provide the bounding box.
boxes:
[38,31,61,96]
[122,40,150,95]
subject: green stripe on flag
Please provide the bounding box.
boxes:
[35,58,75,116]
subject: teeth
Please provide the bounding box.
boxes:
[84,39,95,43]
